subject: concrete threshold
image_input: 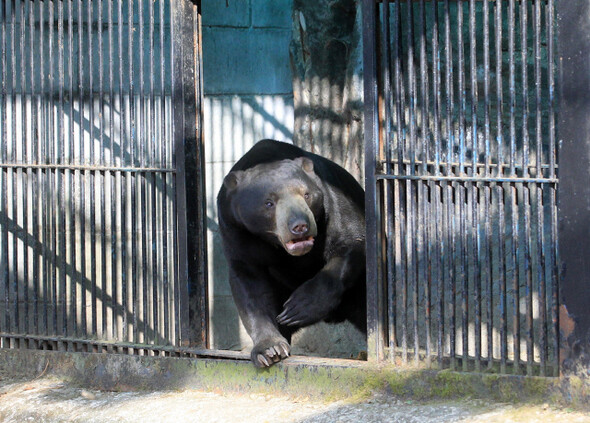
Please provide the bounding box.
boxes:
[0,348,587,409]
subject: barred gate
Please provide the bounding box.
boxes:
[0,0,206,355]
[363,0,559,376]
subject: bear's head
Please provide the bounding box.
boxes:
[223,157,324,256]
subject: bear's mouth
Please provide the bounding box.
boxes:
[284,236,314,256]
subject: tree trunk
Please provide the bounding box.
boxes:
[290,0,364,183]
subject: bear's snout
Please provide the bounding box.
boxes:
[275,196,318,256]
[289,218,309,237]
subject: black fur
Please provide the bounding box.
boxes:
[217,140,366,367]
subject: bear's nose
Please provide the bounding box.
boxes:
[290,219,309,236]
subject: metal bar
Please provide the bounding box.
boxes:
[78,0,86,338]
[118,0,128,343]
[547,0,559,377]
[98,0,108,341]
[128,0,138,344]
[88,0,97,339]
[404,0,419,365]
[519,0,534,376]
[533,0,546,376]
[57,0,66,339]
[161,0,170,344]
[139,0,149,346]
[9,0,17,337]
[67,0,76,338]
[0,163,176,173]
[194,3,207,345]
[482,0,493,369]
[392,0,405,364]
[381,0,397,363]
[38,0,48,337]
[377,174,557,185]
[362,0,384,362]
[442,0,455,370]
[469,0,481,372]
[149,0,159,345]
[19,0,28,338]
[1,0,8,335]
[430,0,444,367]
[108,0,117,342]
[511,182,520,374]
[29,0,39,337]
[48,0,58,337]
[418,0,431,365]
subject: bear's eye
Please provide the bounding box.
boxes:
[265,200,274,209]
[304,192,310,200]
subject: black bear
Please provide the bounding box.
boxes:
[217,139,366,367]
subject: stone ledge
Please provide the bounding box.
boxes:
[0,348,588,410]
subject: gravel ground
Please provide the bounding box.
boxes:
[0,377,588,423]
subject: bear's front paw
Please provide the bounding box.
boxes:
[276,284,337,327]
[251,338,291,368]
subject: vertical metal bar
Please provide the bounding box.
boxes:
[1,0,8,335]
[9,0,17,337]
[160,0,170,344]
[456,0,469,372]
[443,0,455,370]
[77,0,86,338]
[38,0,49,336]
[483,0,493,370]
[19,0,29,337]
[381,0,397,363]
[68,0,76,338]
[508,0,521,375]
[407,1,418,365]
[469,0,481,372]
[430,0,444,367]
[404,0,419,365]
[418,0,431,365]
[57,0,67,339]
[149,0,159,345]
[172,0,190,346]
[87,0,97,339]
[533,0,546,376]
[128,0,138,344]
[48,0,58,336]
[547,0,559,377]
[392,0,405,364]
[362,0,384,362]
[108,0,117,342]
[138,0,148,345]
[118,0,128,343]
[494,0,508,374]
[519,0,534,377]
[29,0,39,336]
[98,0,108,340]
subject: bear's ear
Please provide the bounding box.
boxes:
[223,171,243,191]
[294,157,314,174]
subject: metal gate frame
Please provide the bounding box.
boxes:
[362,0,561,376]
[0,0,207,355]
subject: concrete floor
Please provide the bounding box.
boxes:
[0,376,589,423]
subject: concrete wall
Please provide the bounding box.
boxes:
[202,1,365,358]
[202,0,295,350]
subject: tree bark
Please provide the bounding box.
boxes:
[290,0,364,183]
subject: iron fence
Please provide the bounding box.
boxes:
[363,0,559,376]
[0,0,206,354]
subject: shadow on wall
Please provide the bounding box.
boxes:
[205,95,294,351]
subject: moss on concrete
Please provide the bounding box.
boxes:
[0,349,588,410]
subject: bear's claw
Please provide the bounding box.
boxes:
[252,339,290,368]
